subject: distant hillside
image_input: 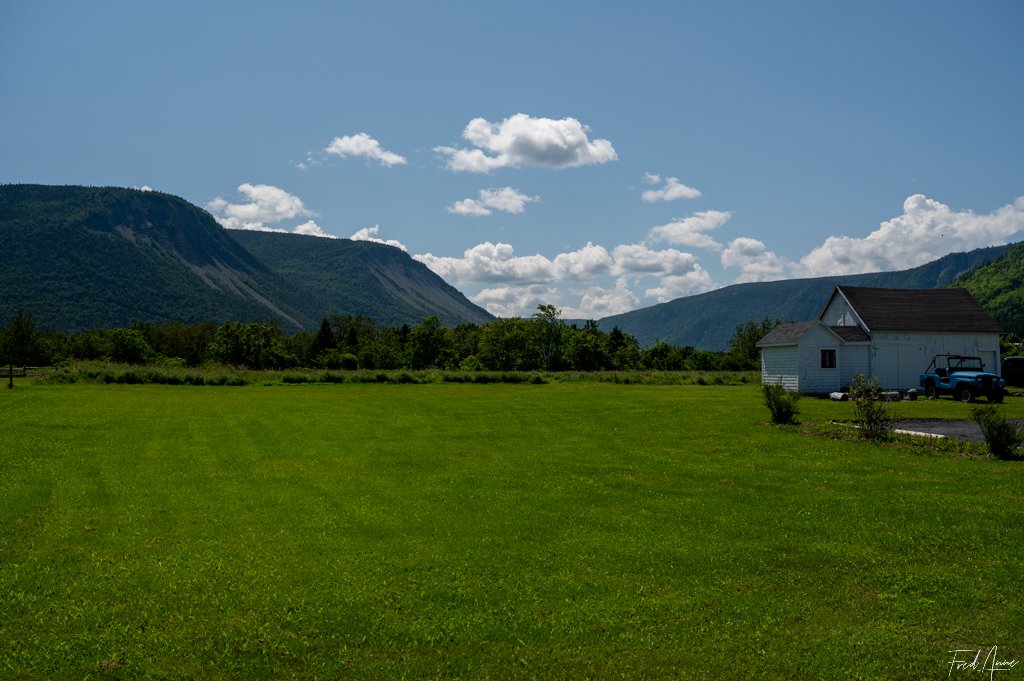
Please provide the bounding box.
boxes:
[599,244,1015,349]
[0,185,492,332]
[230,231,492,328]
[0,184,315,330]
[951,241,1024,335]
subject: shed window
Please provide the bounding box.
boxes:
[821,349,836,369]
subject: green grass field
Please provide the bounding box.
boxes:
[1,382,1022,679]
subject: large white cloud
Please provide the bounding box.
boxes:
[415,241,612,285]
[647,210,732,250]
[416,239,719,317]
[611,243,701,276]
[641,173,701,202]
[608,243,715,300]
[207,183,317,233]
[435,113,617,172]
[799,194,1024,276]
[447,187,540,216]
[325,133,407,167]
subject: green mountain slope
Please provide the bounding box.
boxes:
[0,185,492,332]
[229,231,493,328]
[950,241,1024,335]
[598,243,1015,349]
[0,184,315,331]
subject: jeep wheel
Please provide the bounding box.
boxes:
[924,382,938,399]
[988,389,1005,404]
[955,385,974,403]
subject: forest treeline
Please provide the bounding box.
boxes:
[1,307,777,373]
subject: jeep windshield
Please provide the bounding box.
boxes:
[949,357,984,371]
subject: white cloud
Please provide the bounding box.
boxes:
[293,220,337,239]
[721,237,789,282]
[447,187,540,216]
[325,133,407,167]
[611,243,701,276]
[571,278,642,318]
[799,194,1024,276]
[647,210,731,250]
[641,173,701,202]
[415,241,611,285]
[135,185,154,192]
[553,243,614,280]
[447,198,492,217]
[608,243,715,301]
[472,284,560,318]
[292,151,320,171]
[416,238,718,316]
[436,113,617,172]
[643,269,716,302]
[470,278,642,319]
[349,225,408,251]
[207,183,314,232]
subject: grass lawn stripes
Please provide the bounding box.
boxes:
[0,383,1021,679]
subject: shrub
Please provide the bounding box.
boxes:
[763,382,800,425]
[316,349,356,370]
[970,403,1024,460]
[460,355,484,371]
[850,373,896,441]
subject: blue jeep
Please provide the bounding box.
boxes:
[920,354,1005,403]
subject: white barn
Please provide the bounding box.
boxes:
[757,286,1003,393]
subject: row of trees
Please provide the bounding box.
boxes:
[2,307,778,373]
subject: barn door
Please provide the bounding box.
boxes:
[872,344,897,388]
[897,345,925,391]
[873,344,924,390]
[977,349,999,375]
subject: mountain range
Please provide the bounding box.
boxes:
[0,184,492,332]
[600,243,1017,349]
[1,184,1020,348]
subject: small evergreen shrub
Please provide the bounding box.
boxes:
[763,382,800,425]
[850,373,896,441]
[971,403,1024,460]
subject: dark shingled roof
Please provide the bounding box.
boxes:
[758,321,819,345]
[831,286,1002,334]
[758,320,872,346]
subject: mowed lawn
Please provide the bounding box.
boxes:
[1,383,1022,679]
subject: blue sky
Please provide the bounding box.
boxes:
[2,1,1022,318]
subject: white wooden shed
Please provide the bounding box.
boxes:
[757,286,1002,392]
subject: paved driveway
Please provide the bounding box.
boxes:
[897,418,1024,442]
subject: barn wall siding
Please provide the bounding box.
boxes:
[839,344,870,388]
[796,326,841,393]
[761,346,799,391]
